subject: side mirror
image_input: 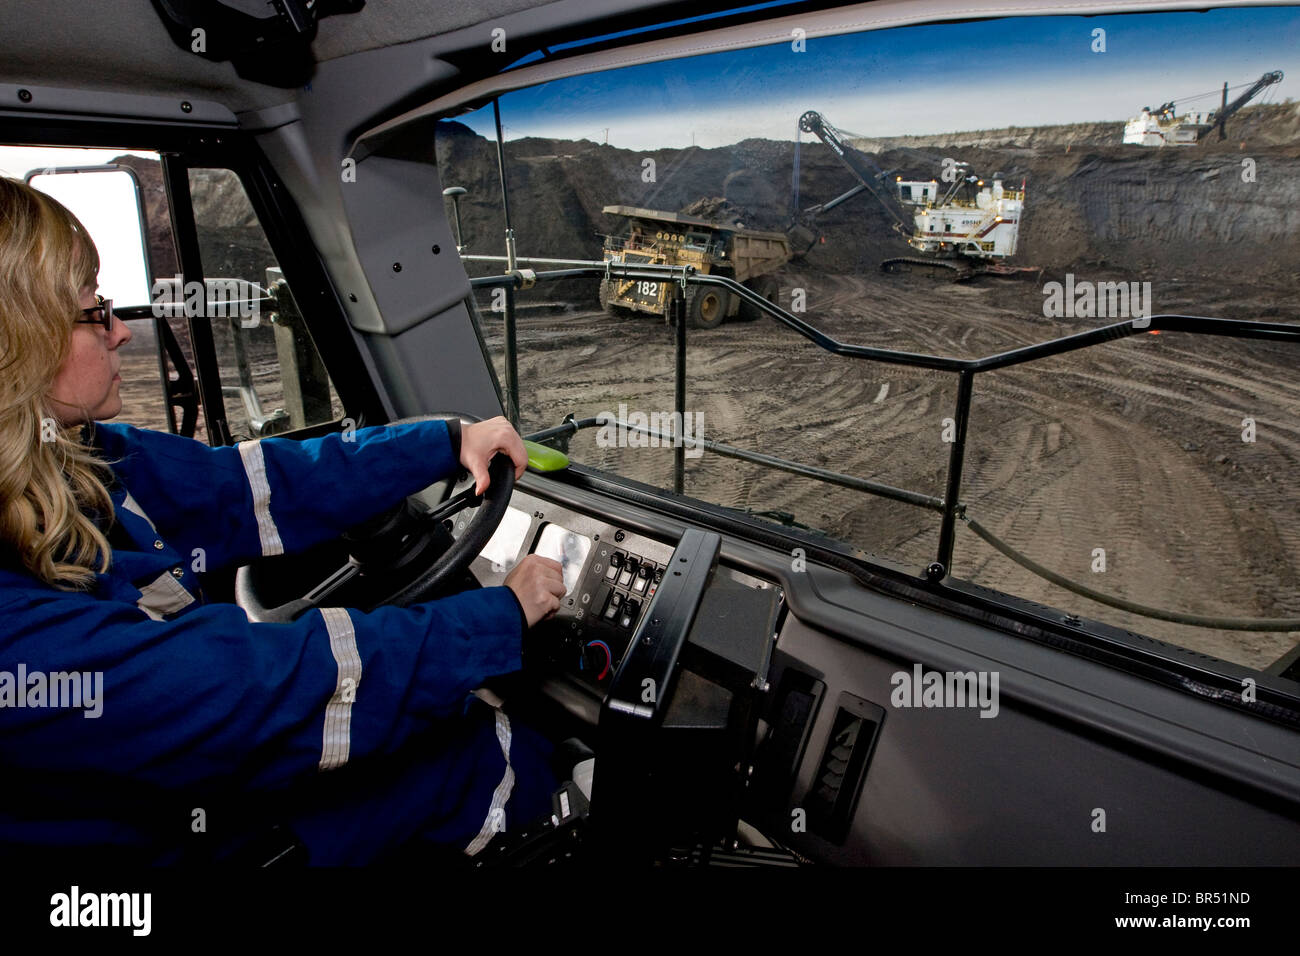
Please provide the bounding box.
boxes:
[25,165,153,308]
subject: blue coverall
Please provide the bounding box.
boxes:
[0,419,556,863]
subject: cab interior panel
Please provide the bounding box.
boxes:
[1,0,1297,870]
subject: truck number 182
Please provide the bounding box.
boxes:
[636,281,660,297]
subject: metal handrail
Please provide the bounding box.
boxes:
[470,259,1300,592]
[526,415,943,513]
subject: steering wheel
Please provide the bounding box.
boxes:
[235,413,516,623]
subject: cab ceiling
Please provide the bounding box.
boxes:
[2,0,1281,129]
[0,0,685,114]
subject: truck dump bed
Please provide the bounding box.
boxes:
[602,205,792,282]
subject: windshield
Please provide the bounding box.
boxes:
[436,6,1300,676]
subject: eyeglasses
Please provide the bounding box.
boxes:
[76,295,114,333]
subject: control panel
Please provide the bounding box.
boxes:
[559,538,670,686]
[456,488,674,690]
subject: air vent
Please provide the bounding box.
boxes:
[805,693,884,844]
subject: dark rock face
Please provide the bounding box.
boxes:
[435,107,1300,281]
[115,102,1300,292]
[109,156,271,283]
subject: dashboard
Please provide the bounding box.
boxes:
[464,489,674,688]
[456,482,788,852]
[455,486,784,719]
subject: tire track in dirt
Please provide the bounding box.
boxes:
[956,380,1298,669]
[484,271,1298,671]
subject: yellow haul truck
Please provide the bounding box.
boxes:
[598,205,793,328]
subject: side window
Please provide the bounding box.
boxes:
[3,147,344,445]
[185,167,344,441]
[0,146,201,438]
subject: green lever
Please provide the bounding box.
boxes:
[523,439,569,473]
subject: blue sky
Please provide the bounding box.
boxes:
[456,7,1300,149]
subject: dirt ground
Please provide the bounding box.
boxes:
[474,268,1300,673]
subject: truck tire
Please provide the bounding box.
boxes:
[599,278,621,314]
[739,275,779,321]
[685,285,729,329]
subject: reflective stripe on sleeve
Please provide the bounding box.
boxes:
[237,440,285,557]
[318,607,363,771]
[464,699,515,857]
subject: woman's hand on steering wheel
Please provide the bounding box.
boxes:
[461,417,528,496]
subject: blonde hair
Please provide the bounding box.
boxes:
[0,176,117,590]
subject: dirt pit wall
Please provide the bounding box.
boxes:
[435,115,1300,287]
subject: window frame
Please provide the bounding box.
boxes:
[0,116,387,445]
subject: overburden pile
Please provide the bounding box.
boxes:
[436,102,1300,284]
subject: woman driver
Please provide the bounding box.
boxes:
[0,176,566,863]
